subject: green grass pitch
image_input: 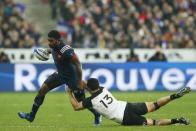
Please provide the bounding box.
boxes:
[0,91,195,131]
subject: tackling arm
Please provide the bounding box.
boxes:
[67,89,84,111]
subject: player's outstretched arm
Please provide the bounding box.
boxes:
[67,89,84,111]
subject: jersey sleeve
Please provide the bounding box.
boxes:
[82,97,92,108]
[59,45,75,59]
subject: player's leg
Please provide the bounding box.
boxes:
[72,88,102,125]
[18,72,63,122]
[69,80,101,125]
[122,103,190,126]
[146,87,191,112]
[146,117,190,126]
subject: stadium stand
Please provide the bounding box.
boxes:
[0,0,196,49]
[0,49,10,63]
[0,0,44,48]
[51,0,196,49]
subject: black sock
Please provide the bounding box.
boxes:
[30,95,45,117]
[171,118,179,124]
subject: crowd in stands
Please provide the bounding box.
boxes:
[50,0,196,49]
[0,0,196,50]
[0,49,10,63]
[0,0,44,48]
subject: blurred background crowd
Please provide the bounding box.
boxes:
[0,0,196,49]
[0,0,196,62]
[0,0,44,48]
[50,0,196,49]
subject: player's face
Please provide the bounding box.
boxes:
[48,38,58,48]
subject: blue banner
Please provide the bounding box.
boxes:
[0,63,196,91]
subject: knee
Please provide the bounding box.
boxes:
[145,102,160,112]
[147,119,161,126]
[155,120,162,126]
[38,83,49,96]
[153,101,160,110]
[145,102,155,112]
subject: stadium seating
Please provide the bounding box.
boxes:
[53,0,196,49]
[0,0,43,48]
[0,0,195,49]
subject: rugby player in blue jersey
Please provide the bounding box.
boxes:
[18,30,101,125]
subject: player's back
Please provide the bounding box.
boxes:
[91,88,127,123]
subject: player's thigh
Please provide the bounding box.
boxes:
[67,78,80,90]
[39,72,63,95]
[145,102,155,112]
[128,102,148,115]
[123,104,147,125]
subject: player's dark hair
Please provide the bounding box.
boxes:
[87,78,100,91]
[48,30,61,40]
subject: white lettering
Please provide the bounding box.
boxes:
[15,64,37,91]
[82,69,91,80]
[186,69,196,89]
[38,69,56,87]
[90,69,114,89]
[162,68,185,91]
[116,69,138,91]
[140,69,161,90]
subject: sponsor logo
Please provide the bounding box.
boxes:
[14,64,196,91]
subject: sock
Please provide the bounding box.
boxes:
[170,94,179,100]
[171,118,179,124]
[30,95,45,117]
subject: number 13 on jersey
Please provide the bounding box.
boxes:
[100,94,113,108]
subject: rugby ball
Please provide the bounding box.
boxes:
[34,48,50,61]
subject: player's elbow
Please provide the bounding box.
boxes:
[74,108,80,111]
[72,106,81,111]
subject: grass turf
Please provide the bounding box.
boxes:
[0,91,195,131]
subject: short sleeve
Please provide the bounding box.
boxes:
[82,97,92,108]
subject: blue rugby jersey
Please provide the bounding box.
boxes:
[51,40,79,87]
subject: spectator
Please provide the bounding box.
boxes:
[148,45,167,62]
[0,0,43,48]
[49,0,58,19]
[127,49,139,62]
[50,0,196,49]
[0,50,10,63]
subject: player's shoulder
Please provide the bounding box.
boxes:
[59,41,73,54]
[91,87,104,99]
[101,87,108,93]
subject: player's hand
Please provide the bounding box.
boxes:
[34,48,50,61]
[79,80,87,90]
